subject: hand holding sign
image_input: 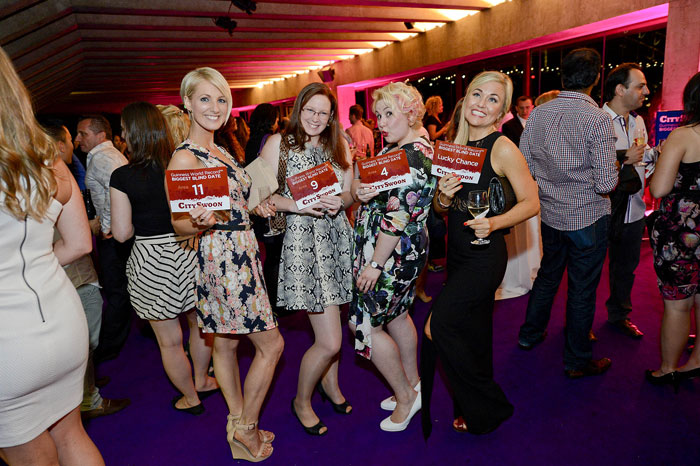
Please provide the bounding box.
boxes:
[286,161,342,211]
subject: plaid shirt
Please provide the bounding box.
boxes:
[520,91,617,231]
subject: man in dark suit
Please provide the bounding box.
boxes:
[502,95,534,146]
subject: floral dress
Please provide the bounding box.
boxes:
[650,160,700,300]
[277,137,353,313]
[350,140,436,359]
[175,141,276,334]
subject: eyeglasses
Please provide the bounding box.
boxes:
[301,107,331,121]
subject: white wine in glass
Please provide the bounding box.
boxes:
[467,190,490,245]
[257,186,283,237]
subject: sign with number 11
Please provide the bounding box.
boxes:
[165,167,231,213]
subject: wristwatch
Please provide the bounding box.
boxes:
[369,260,384,271]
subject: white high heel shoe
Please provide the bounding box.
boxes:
[380,381,420,411]
[379,391,421,432]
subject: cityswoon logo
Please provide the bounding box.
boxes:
[655,110,684,143]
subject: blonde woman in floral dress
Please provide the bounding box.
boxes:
[167,67,283,462]
[350,82,436,432]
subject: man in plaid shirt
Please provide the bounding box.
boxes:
[517,48,618,379]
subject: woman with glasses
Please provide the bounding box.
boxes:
[260,82,354,436]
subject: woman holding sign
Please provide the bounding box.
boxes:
[260,83,355,436]
[350,82,436,432]
[421,71,538,436]
[167,67,283,462]
[110,102,218,417]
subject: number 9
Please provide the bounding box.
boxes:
[311,180,319,190]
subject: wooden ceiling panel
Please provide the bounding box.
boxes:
[1,0,495,110]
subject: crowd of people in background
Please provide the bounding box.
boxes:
[2,40,700,464]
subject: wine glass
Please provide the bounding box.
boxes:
[257,186,283,237]
[467,190,490,245]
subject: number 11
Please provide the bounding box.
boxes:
[192,184,204,195]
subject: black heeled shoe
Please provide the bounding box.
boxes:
[196,387,220,400]
[676,366,700,381]
[291,398,327,436]
[644,370,679,393]
[316,383,352,415]
[171,395,205,415]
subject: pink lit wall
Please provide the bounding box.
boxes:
[334,4,669,129]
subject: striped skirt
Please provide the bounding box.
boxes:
[126,233,198,321]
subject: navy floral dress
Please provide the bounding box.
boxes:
[175,141,276,334]
[350,140,436,359]
[650,160,700,300]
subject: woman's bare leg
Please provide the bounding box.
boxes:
[185,310,217,391]
[655,297,694,375]
[293,306,344,432]
[149,318,200,408]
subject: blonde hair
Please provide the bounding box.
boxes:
[454,71,513,146]
[0,46,57,220]
[372,82,425,129]
[157,104,191,146]
[180,67,232,124]
[424,95,443,116]
[535,90,560,107]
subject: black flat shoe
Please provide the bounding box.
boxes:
[316,383,352,415]
[644,370,679,393]
[676,366,700,381]
[196,387,220,400]
[291,398,327,436]
[171,395,204,415]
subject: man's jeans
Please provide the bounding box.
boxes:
[519,215,610,370]
[77,284,104,410]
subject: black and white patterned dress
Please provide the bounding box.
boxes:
[277,138,353,313]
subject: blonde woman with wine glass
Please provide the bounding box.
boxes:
[421,71,539,436]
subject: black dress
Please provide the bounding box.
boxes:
[420,131,514,436]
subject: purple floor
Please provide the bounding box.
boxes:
[27,246,700,464]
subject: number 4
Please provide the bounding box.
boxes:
[381,167,388,177]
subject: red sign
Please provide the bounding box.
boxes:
[166,167,230,213]
[286,161,342,210]
[432,141,487,183]
[357,149,412,192]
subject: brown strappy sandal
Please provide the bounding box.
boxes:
[227,414,275,443]
[227,420,273,462]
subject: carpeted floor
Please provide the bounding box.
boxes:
[6,245,699,465]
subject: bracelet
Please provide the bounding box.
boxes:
[339,195,346,210]
[437,192,452,209]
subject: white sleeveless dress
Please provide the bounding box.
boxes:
[0,199,88,447]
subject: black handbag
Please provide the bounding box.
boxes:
[488,176,516,215]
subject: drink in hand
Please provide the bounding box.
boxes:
[467,190,490,245]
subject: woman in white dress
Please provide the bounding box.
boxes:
[0,47,103,465]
